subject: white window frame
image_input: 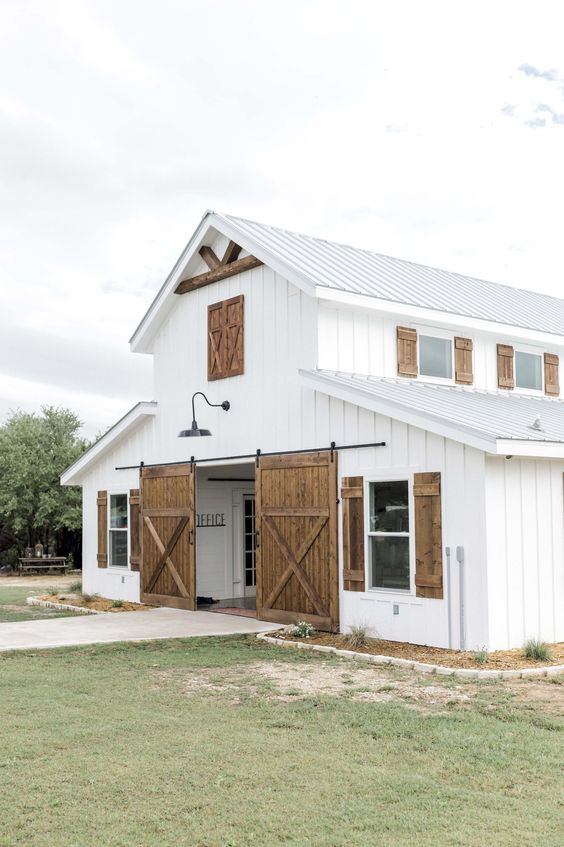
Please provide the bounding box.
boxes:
[364,474,415,596]
[107,490,130,571]
[416,325,456,385]
[513,343,544,395]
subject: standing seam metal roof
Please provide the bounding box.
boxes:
[307,370,564,444]
[218,213,564,336]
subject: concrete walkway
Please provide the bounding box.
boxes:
[0,607,280,652]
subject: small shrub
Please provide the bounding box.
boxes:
[68,580,82,593]
[474,649,488,665]
[524,639,552,662]
[288,621,316,638]
[346,624,370,649]
[111,599,124,609]
[80,593,99,605]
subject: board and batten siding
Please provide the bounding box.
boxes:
[317,302,564,394]
[485,456,564,649]
[313,394,489,650]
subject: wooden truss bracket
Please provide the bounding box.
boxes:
[175,239,262,295]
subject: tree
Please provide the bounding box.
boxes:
[0,407,89,567]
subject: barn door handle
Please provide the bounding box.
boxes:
[255,529,260,549]
[189,529,194,545]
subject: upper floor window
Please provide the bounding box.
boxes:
[208,295,244,381]
[419,335,453,380]
[515,350,543,392]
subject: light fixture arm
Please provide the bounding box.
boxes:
[190,391,230,429]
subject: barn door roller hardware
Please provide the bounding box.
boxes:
[115,440,386,471]
[178,391,230,438]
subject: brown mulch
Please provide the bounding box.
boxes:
[273,632,564,670]
[40,594,149,613]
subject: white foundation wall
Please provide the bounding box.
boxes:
[318,301,564,391]
[485,456,564,649]
[313,395,489,650]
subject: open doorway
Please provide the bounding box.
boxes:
[195,462,257,617]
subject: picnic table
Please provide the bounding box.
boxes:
[17,557,69,575]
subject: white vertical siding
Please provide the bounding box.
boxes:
[485,456,564,649]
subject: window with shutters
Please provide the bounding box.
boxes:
[399,325,473,385]
[208,295,244,380]
[108,493,128,568]
[419,334,453,380]
[367,479,412,592]
[514,347,543,393]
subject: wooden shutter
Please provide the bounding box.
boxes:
[544,353,559,396]
[208,294,244,380]
[97,490,108,568]
[397,327,418,377]
[129,489,141,571]
[497,344,514,390]
[455,337,473,384]
[413,472,443,599]
[341,476,365,591]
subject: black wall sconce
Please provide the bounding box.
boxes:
[178,391,230,437]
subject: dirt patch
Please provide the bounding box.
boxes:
[0,573,80,589]
[273,632,564,670]
[155,660,477,711]
[40,593,149,613]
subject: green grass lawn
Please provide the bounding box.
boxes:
[0,636,562,847]
[0,585,79,622]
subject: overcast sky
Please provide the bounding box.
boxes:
[2,0,564,438]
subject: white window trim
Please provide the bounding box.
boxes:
[513,343,544,395]
[107,490,130,571]
[364,474,415,596]
[415,325,457,385]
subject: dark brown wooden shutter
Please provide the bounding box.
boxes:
[455,337,473,384]
[497,344,514,390]
[97,490,108,568]
[341,476,365,591]
[397,327,418,377]
[129,489,140,571]
[544,353,559,396]
[208,294,244,380]
[413,472,443,599]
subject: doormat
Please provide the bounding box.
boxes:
[210,607,257,619]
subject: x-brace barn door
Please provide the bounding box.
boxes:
[255,451,339,632]
[140,463,196,610]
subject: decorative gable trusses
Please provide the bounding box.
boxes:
[175,240,262,295]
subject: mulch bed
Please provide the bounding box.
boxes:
[273,632,564,670]
[40,594,149,613]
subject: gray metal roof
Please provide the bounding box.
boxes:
[306,370,564,445]
[218,213,564,336]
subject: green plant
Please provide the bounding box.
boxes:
[289,621,315,638]
[524,639,552,662]
[69,580,82,593]
[474,649,488,665]
[112,599,124,608]
[346,624,370,648]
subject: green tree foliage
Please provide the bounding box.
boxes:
[0,407,89,567]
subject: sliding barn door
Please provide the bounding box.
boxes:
[256,451,339,631]
[140,463,196,610]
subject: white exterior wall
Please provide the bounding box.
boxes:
[485,456,564,649]
[315,396,488,650]
[318,301,564,391]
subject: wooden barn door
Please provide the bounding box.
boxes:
[256,451,339,631]
[140,463,196,610]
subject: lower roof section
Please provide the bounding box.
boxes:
[301,370,564,458]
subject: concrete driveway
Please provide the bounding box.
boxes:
[0,607,280,652]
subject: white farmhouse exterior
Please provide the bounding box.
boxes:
[62,211,564,651]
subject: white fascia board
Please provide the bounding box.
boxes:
[130,212,317,354]
[495,439,564,459]
[299,370,495,454]
[60,402,158,486]
[316,287,564,347]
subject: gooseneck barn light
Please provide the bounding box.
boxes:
[178,391,230,438]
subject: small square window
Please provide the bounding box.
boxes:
[515,351,542,391]
[420,335,452,379]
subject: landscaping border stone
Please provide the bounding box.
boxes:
[257,633,564,679]
[27,597,101,615]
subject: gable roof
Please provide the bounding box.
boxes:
[301,369,564,458]
[131,211,564,352]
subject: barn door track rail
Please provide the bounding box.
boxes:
[115,440,386,471]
